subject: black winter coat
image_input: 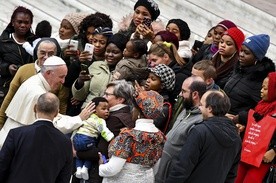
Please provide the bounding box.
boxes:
[191,44,213,64]
[0,29,33,104]
[224,57,275,115]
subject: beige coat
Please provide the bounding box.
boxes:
[72,61,112,108]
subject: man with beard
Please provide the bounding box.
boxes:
[154,76,206,183]
[165,90,241,183]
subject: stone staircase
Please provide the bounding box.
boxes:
[0,0,275,61]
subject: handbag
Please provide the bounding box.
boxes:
[264,164,275,183]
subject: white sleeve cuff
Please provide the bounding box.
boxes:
[53,114,83,134]
[99,156,126,177]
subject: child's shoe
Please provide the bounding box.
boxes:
[81,166,89,180]
[75,167,82,179]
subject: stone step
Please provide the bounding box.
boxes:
[183,0,276,60]
[1,0,275,61]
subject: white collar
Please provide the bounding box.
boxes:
[34,118,52,123]
[11,33,24,45]
[34,60,41,73]
[134,118,159,132]
[38,73,51,91]
[109,104,127,112]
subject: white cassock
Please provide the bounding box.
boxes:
[0,73,82,148]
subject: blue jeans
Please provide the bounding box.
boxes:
[73,133,97,169]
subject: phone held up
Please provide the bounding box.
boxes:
[69,40,78,51]
[143,17,152,27]
[84,43,94,60]
[80,63,89,74]
[84,43,94,54]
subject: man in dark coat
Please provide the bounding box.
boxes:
[165,90,241,183]
[0,92,73,183]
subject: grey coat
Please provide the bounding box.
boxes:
[154,107,203,183]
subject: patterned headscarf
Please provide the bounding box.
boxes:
[254,72,276,120]
[135,90,164,119]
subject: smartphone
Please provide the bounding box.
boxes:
[84,43,94,54]
[80,63,89,74]
[143,17,152,27]
[101,154,108,164]
[69,40,78,51]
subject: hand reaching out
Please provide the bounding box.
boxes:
[79,102,95,120]
[134,80,145,93]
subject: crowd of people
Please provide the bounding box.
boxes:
[0,0,275,182]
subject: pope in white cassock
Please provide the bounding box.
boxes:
[0,56,94,148]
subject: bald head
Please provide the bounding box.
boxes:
[180,76,206,108]
[183,76,206,98]
[184,76,204,86]
[200,90,230,118]
[35,92,59,120]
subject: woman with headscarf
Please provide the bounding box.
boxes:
[142,64,175,133]
[72,80,135,183]
[224,34,275,118]
[235,72,276,183]
[99,90,166,183]
[118,0,160,41]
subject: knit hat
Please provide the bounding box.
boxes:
[43,56,66,66]
[223,27,245,51]
[93,27,113,38]
[216,20,236,30]
[64,12,89,34]
[149,64,175,91]
[242,34,270,61]
[107,33,128,52]
[155,30,179,49]
[134,0,160,20]
[167,19,190,40]
[135,90,164,119]
[268,72,276,102]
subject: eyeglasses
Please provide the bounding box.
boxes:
[180,89,190,95]
[103,92,115,97]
